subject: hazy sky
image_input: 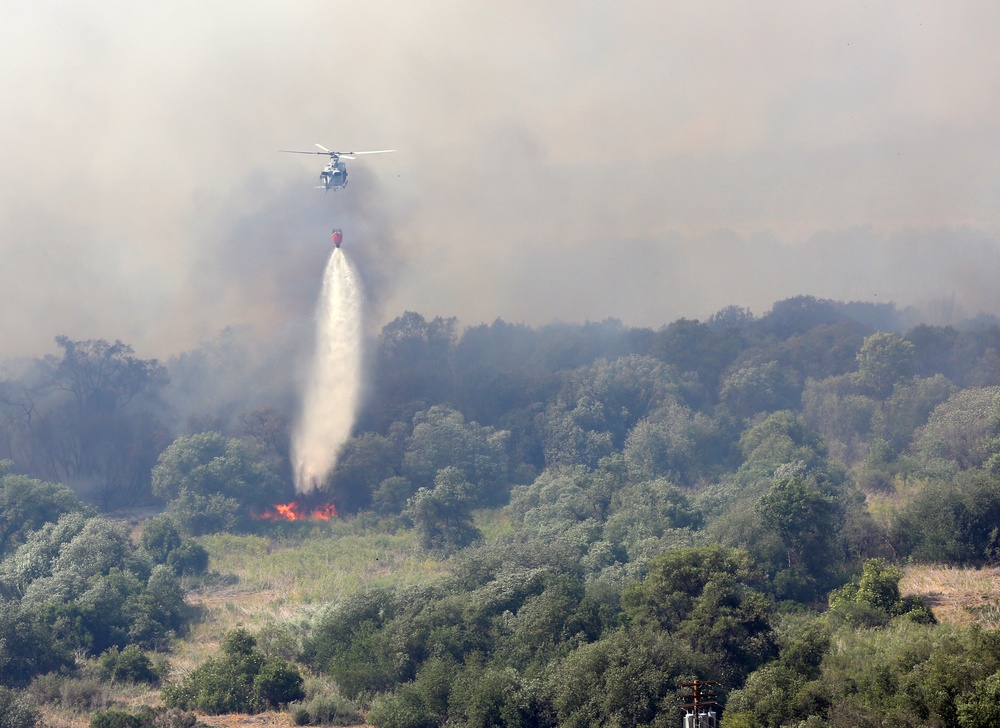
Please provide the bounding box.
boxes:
[3,1,1000,360]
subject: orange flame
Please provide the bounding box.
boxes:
[258,500,337,521]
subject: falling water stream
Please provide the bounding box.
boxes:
[291,247,364,493]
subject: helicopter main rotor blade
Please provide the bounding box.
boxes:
[279,149,330,155]
[347,149,396,155]
[315,143,332,153]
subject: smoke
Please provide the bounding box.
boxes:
[291,248,365,493]
[4,3,1000,362]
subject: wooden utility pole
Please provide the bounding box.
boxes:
[680,679,719,728]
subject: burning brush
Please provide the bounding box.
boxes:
[257,496,338,522]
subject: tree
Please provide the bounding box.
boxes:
[402,405,510,506]
[736,411,835,482]
[871,374,955,452]
[547,626,705,728]
[800,374,877,465]
[649,317,744,397]
[451,319,548,426]
[828,558,935,627]
[139,516,208,576]
[407,468,482,552]
[854,332,915,399]
[370,312,458,427]
[0,600,73,686]
[622,402,724,485]
[622,546,775,680]
[719,360,798,421]
[602,477,700,564]
[912,387,1000,469]
[139,516,183,565]
[448,662,536,728]
[95,644,160,684]
[152,432,284,532]
[326,432,402,513]
[19,516,150,609]
[547,355,686,448]
[30,337,170,509]
[757,466,838,577]
[162,626,303,714]
[892,471,1000,565]
[0,685,38,728]
[957,671,1000,728]
[0,463,85,558]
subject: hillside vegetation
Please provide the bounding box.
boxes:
[3,295,1000,727]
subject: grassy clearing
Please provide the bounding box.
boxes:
[171,517,448,677]
[901,564,1000,628]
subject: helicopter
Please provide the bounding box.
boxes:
[280,144,395,190]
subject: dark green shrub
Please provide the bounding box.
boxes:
[165,540,209,576]
[290,693,363,726]
[253,658,305,707]
[366,687,437,728]
[88,706,198,728]
[139,517,184,565]
[90,710,142,728]
[0,685,39,728]
[828,558,936,628]
[162,626,303,714]
[893,472,1000,565]
[96,644,160,684]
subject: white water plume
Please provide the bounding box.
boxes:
[292,248,365,493]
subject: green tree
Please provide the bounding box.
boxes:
[326,432,402,513]
[449,663,535,728]
[163,626,303,714]
[892,471,1000,565]
[957,671,1000,728]
[0,511,89,597]
[402,405,510,506]
[407,468,482,552]
[622,402,724,485]
[138,516,183,564]
[737,411,832,479]
[547,626,705,728]
[854,331,915,399]
[139,515,208,576]
[828,558,935,627]
[623,546,775,680]
[0,600,72,686]
[871,374,955,452]
[0,685,39,728]
[19,516,150,608]
[719,360,798,421]
[800,374,877,465]
[95,644,160,684]
[539,355,687,469]
[152,432,283,532]
[0,464,85,558]
[912,387,1000,470]
[372,312,458,427]
[757,466,838,580]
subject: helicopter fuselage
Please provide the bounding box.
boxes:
[320,160,348,190]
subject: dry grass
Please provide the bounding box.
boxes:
[169,522,448,679]
[38,708,371,728]
[900,564,1000,628]
[40,520,420,726]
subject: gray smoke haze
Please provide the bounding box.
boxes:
[3,1,1000,362]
